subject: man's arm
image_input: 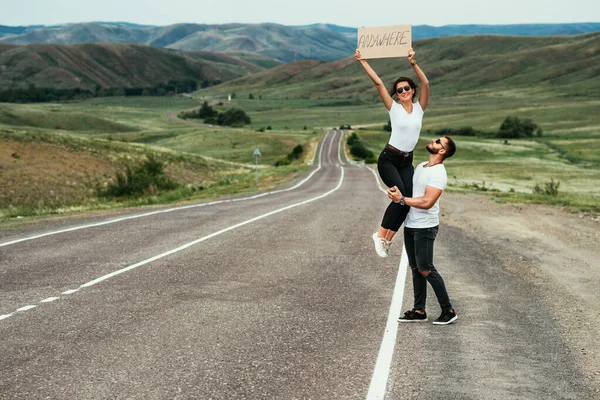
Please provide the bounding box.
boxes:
[387,185,443,210]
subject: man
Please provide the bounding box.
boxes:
[387,136,457,325]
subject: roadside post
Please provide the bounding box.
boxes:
[253,148,261,184]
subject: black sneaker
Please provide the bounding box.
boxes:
[433,310,458,325]
[398,310,428,323]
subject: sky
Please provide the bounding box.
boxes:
[1,0,599,27]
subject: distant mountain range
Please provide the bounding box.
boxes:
[1,22,599,62]
[0,42,279,92]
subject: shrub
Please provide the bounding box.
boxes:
[346,132,374,162]
[435,127,477,137]
[217,108,251,126]
[497,116,539,139]
[275,144,304,166]
[347,132,359,146]
[101,154,179,198]
[533,178,560,196]
[289,144,304,160]
[350,142,373,160]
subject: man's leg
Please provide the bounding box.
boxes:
[398,227,428,322]
[414,226,457,324]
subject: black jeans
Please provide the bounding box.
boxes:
[377,148,414,231]
[404,226,453,313]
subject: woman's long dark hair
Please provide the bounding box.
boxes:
[388,77,418,103]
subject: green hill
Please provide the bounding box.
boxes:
[196,33,600,100]
[0,43,274,91]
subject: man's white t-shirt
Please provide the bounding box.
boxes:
[388,101,424,152]
[405,162,447,229]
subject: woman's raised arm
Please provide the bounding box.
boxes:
[408,48,430,111]
[355,49,393,111]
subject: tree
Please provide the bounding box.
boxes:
[497,116,539,139]
[198,101,217,118]
[217,108,251,126]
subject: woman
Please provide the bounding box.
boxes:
[354,47,430,258]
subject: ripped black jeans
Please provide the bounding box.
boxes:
[377,147,414,231]
[404,226,453,313]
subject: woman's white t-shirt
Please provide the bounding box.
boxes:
[388,101,424,152]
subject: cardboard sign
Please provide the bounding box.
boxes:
[357,25,412,59]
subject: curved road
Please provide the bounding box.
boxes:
[0,130,594,399]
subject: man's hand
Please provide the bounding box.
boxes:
[354,49,363,61]
[387,186,403,203]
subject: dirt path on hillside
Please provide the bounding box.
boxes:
[441,192,600,388]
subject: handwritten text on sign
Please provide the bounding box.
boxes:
[357,25,412,59]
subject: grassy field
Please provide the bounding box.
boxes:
[0,97,318,221]
[2,92,599,219]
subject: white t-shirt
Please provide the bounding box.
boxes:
[405,162,447,229]
[388,101,424,152]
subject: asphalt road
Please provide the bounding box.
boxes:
[0,130,595,399]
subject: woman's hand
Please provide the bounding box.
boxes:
[354,49,363,61]
[408,48,416,65]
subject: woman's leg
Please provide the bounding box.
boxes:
[387,160,414,234]
[376,150,404,241]
[381,158,414,234]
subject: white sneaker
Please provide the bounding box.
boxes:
[384,240,392,256]
[372,233,388,258]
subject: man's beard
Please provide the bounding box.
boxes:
[426,144,437,154]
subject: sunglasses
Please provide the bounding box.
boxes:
[435,138,446,150]
[396,85,411,94]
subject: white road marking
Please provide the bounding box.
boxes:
[16,305,37,312]
[0,131,336,249]
[327,129,336,165]
[366,246,408,400]
[1,157,345,321]
[0,314,14,320]
[337,130,345,165]
[40,297,60,303]
[81,167,344,289]
[361,155,408,399]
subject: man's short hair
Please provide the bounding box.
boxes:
[443,136,456,159]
